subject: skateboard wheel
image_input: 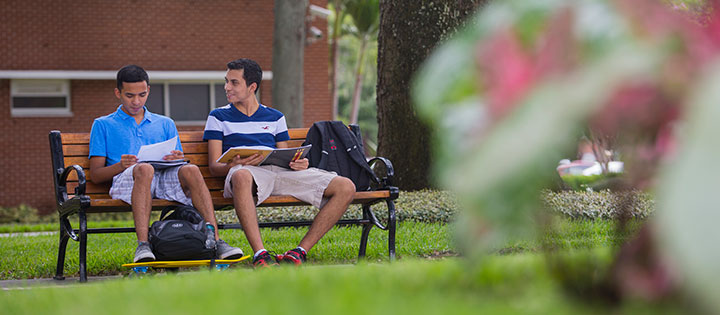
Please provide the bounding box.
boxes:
[133,266,149,274]
[215,264,229,271]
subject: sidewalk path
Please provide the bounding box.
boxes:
[0,231,57,238]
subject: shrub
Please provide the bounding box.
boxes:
[0,204,47,224]
[542,190,654,220]
[215,189,461,224]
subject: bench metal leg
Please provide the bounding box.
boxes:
[387,199,396,260]
[53,223,70,280]
[79,211,88,283]
[358,205,373,259]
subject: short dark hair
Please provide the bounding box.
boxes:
[116,65,149,90]
[227,58,262,92]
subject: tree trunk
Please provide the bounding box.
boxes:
[377,0,484,190]
[272,0,308,128]
[329,1,343,120]
[349,36,368,125]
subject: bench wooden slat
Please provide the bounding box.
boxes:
[61,129,310,145]
[75,191,391,211]
[74,189,227,199]
[68,176,227,193]
[288,128,309,140]
[63,141,211,157]
[65,166,215,182]
[65,153,209,169]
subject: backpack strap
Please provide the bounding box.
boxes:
[159,205,178,221]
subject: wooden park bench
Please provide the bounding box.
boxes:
[49,126,399,282]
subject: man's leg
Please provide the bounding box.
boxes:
[177,164,219,239]
[231,169,265,252]
[131,163,155,242]
[298,176,355,251]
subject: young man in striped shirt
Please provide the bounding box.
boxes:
[204,59,356,267]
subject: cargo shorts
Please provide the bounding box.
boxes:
[224,164,337,209]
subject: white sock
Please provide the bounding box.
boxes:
[296,246,307,255]
[254,249,267,259]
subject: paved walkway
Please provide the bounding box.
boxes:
[0,231,57,238]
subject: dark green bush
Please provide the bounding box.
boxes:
[0,204,48,224]
[542,190,654,220]
[3,189,654,226]
[216,189,460,224]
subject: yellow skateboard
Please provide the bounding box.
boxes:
[123,256,251,274]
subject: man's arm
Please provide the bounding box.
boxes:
[207,139,263,177]
[89,155,138,184]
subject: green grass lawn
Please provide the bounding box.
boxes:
[1,256,688,314]
[1,221,452,279]
[0,219,640,280]
[0,218,692,313]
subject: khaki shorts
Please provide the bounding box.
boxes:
[224,165,337,208]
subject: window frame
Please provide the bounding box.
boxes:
[10,79,72,117]
[153,80,261,126]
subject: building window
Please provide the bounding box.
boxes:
[147,81,260,125]
[10,80,71,117]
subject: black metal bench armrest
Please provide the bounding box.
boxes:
[59,165,87,196]
[55,165,90,218]
[368,157,394,189]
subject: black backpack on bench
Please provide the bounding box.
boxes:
[148,205,216,261]
[303,121,378,191]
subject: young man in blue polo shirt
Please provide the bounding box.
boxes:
[204,59,356,267]
[89,65,243,263]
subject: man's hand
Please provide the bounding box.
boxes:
[164,150,184,161]
[230,153,264,167]
[120,154,138,169]
[289,158,309,171]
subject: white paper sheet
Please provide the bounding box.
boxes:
[137,136,178,162]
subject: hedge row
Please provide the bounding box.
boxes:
[541,190,654,220]
[215,189,460,224]
[1,189,655,225]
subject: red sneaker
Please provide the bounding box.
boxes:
[252,250,278,268]
[278,248,307,266]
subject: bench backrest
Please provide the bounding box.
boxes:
[57,129,309,201]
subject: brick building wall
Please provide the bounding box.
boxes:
[0,0,330,212]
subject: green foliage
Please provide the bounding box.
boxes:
[543,190,654,220]
[215,189,460,224]
[345,0,379,36]
[412,0,665,258]
[330,0,380,154]
[2,190,658,233]
[0,204,51,224]
[655,62,720,311]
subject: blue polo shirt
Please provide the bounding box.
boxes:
[89,105,182,166]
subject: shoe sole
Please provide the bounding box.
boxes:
[220,253,244,260]
[134,257,155,263]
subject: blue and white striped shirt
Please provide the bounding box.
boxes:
[203,104,290,152]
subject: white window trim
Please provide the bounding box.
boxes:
[0,70,272,120]
[10,79,72,117]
